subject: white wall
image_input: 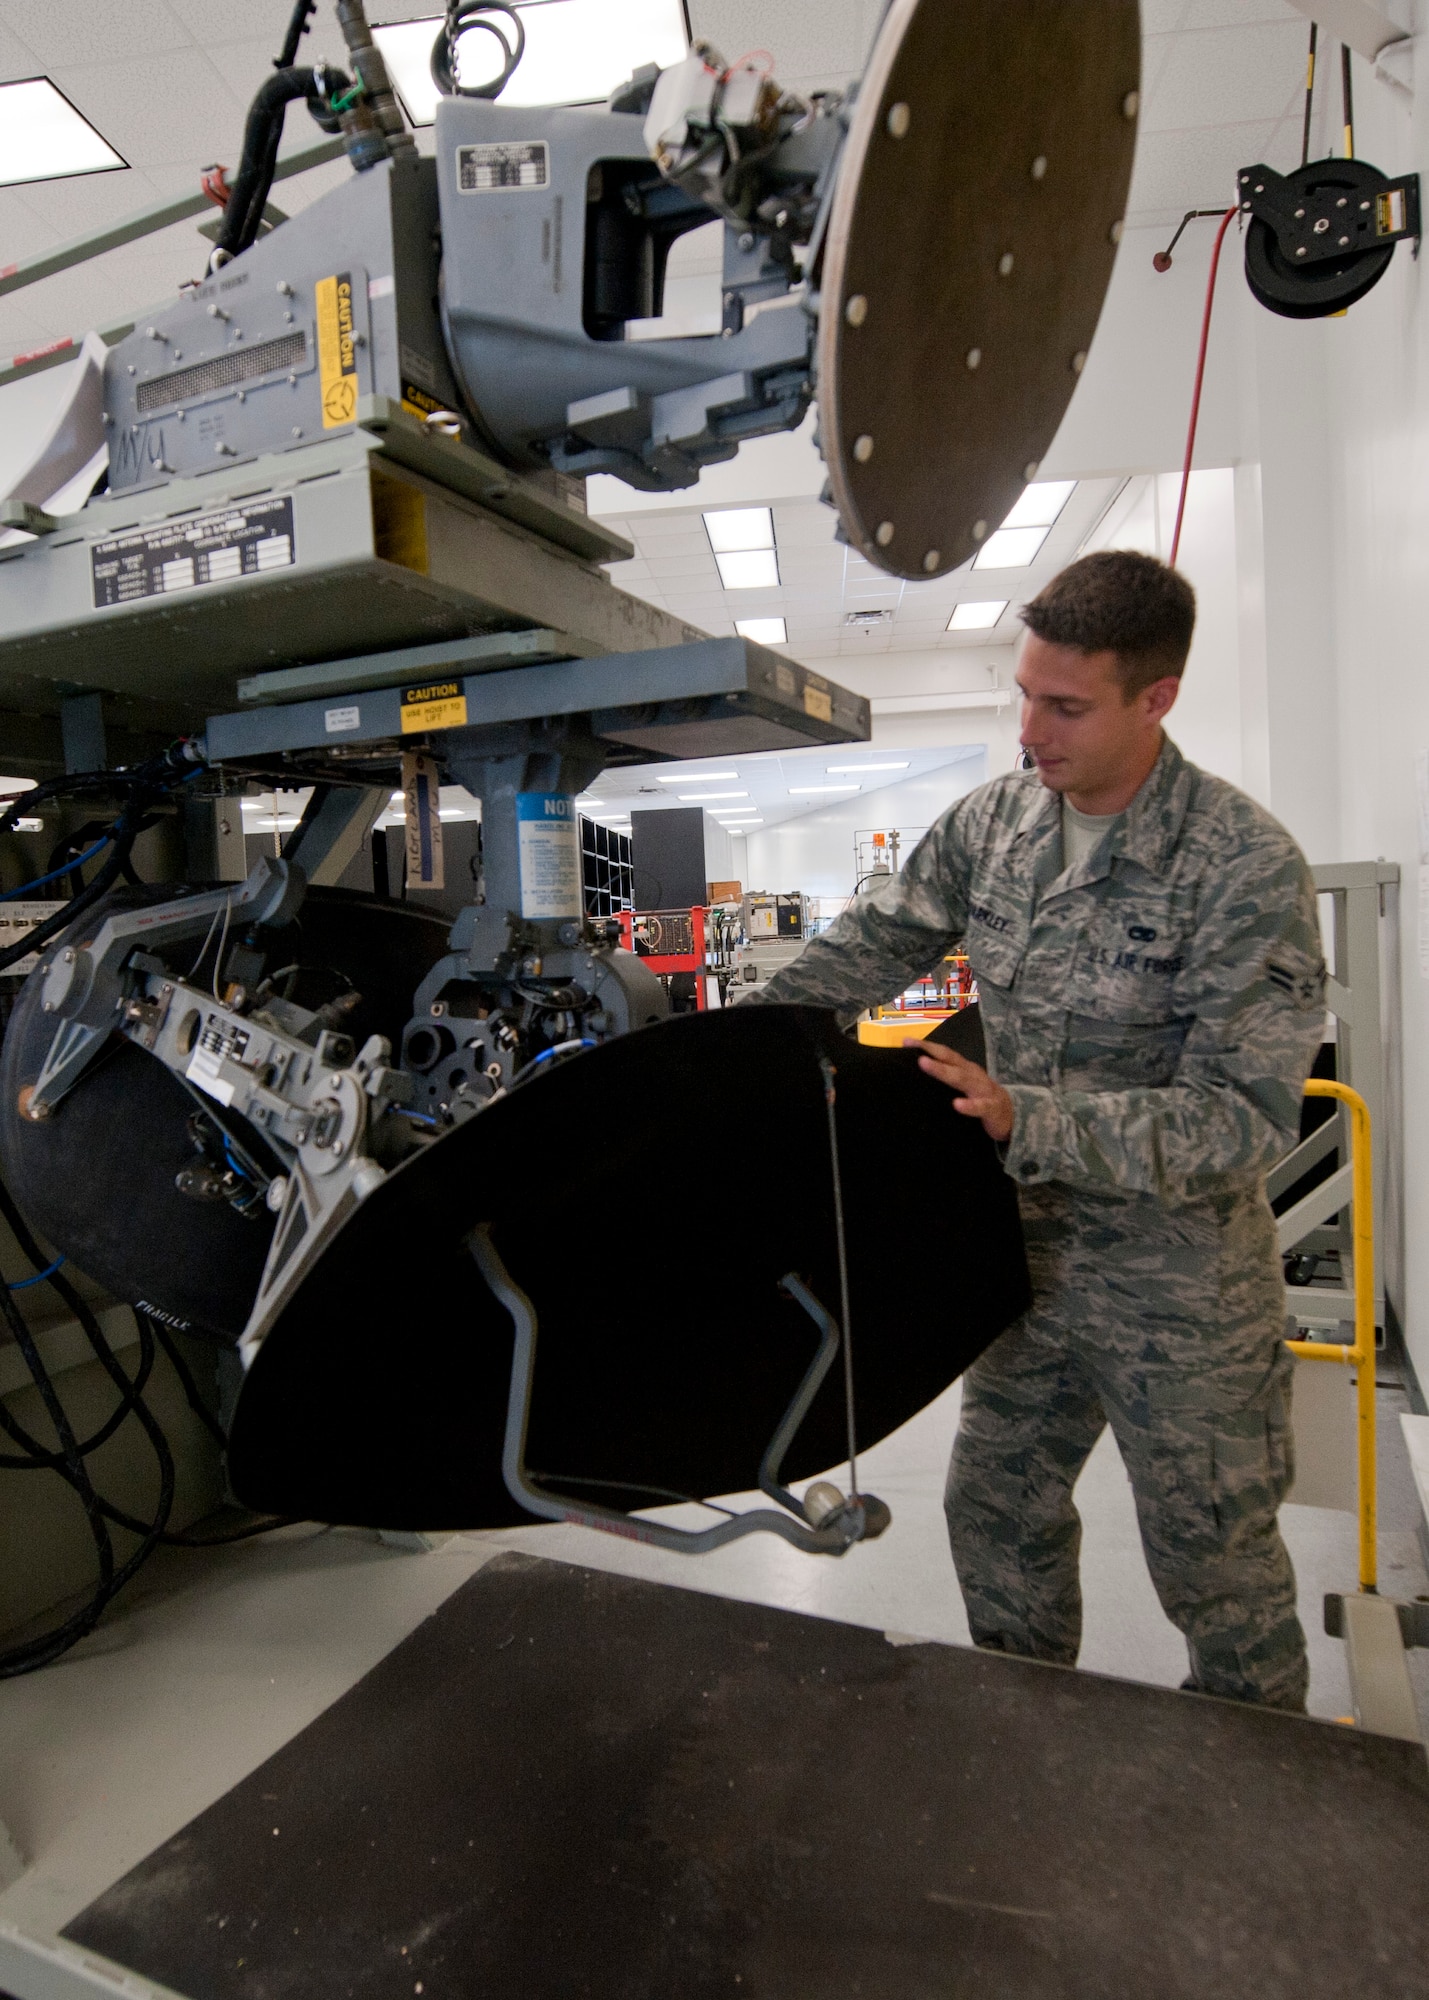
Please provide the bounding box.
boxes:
[741,750,986,901]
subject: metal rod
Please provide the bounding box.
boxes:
[819,1055,858,1497]
[0,136,345,303]
[1342,41,1355,160]
[1285,1079,1377,1592]
[1302,21,1318,168]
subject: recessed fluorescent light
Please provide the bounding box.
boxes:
[716,549,780,590]
[678,791,749,801]
[735,617,788,644]
[0,80,125,187]
[827,761,910,773]
[373,0,688,124]
[577,799,606,809]
[726,821,762,831]
[1002,480,1075,530]
[656,770,737,784]
[973,526,1050,570]
[714,811,760,820]
[704,507,774,554]
[948,600,1009,631]
[789,784,860,795]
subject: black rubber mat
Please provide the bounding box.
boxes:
[65,1553,1429,2000]
[228,1004,1030,1528]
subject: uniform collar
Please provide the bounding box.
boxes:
[1106,734,1195,877]
[1011,734,1195,881]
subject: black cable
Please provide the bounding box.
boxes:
[144,1313,228,1449]
[430,1,525,99]
[211,66,352,265]
[276,0,318,69]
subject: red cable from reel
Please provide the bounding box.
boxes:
[1169,204,1238,569]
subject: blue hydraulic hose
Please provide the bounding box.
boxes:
[0,836,111,902]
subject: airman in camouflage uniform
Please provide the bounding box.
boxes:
[751,732,1326,1709]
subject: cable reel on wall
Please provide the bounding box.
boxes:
[1237,156,1420,320]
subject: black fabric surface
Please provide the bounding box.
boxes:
[227,1005,1030,1528]
[0,889,452,1340]
[64,1553,1429,2000]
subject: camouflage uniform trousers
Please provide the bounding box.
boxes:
[945,1177,1307,1711]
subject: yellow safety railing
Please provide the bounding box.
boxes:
[1284,1080,1377,1592]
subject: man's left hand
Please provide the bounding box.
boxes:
[906,1039,1015,1144]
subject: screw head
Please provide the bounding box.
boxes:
[1071,350,1088,373]
[1361,200,1371,211]
[971,519,988,542]
[291,426,303,437]
[1337,197,1348,208]
[853,433,874,462]
[875,521,895,547]
[1296,245,1307,256]
[737,231,755,252]
[886,101,910,138]
[1122,90,1140,120]
[1254,184,1264,194]
[845,293,868,327]
[922,549,941,572]
[1031,155,1047,180]
[1339,235,1350,246]
[965,346,982,370]
[1295,208,1306,218]
[1109,219,1124,244]
[1314,216,1330,234]
[998,251,1014,277]
[1023,460,1039,481]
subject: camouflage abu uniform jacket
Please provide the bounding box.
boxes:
[751,736,1327,1375]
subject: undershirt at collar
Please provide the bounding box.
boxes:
[1060,796,1124,877]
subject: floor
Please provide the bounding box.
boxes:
[0,1367,1425,1952]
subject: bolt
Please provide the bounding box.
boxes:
[1361,200,1371,211]
[1031,154,1047,180]
[1241,202,1251,213]
[1109,219,1124,244]
[147,326,166,341]
[886,101,910,138]
[236,388,245,402]
[1071,350,1087,373]
[1339,235,1350,246]
[276,280,294,296]
[875,521,894,547]
[1024,460,1039,481]
[1296,246,1307,256]
[1122,90,1139,119]
[845,293,868,327]
[126,363,136,375]
[62,949,73,963]
[207,303,229,320]
[737,231,755,252]
[971,519,988,542]
[1337,197,1348,208]
[998,251,1014,276]
[1295,208,1306,219]
[922,549,940,572]
[1314,217,1330,234]
[215,441,236,455]
[1255,183,1264,194]
[42,1000,53,1013]
[965,346,982,370]
[284,309,294,323]
[291,426,303,437]
[853,434,874,462]
[173,349,182,359]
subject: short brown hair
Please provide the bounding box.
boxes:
[1020,550,1196,696]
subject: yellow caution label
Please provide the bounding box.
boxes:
[315,272,358,428]
[803,683,833,723]
[400,680,468,733]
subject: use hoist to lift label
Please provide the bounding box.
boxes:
[315,272,359,428]
[400,680,468,733]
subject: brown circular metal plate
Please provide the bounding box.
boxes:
[818,0,1140,581]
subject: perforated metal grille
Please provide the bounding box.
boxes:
[135,332,308,414]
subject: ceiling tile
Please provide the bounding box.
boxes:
[1142,22,1306,132]
[13,0,191,68]
[51,51,247,169]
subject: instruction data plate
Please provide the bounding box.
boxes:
[91,497,296,608]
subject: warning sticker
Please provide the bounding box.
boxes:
[0,900,65,979]
[457,141,549,192]
[516,792,580,920]
[316,271,359,428]
[91,497,295,607]
[400,680,468,734]
[803,683,833,723]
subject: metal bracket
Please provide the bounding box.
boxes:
[469,1225,889,1556]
